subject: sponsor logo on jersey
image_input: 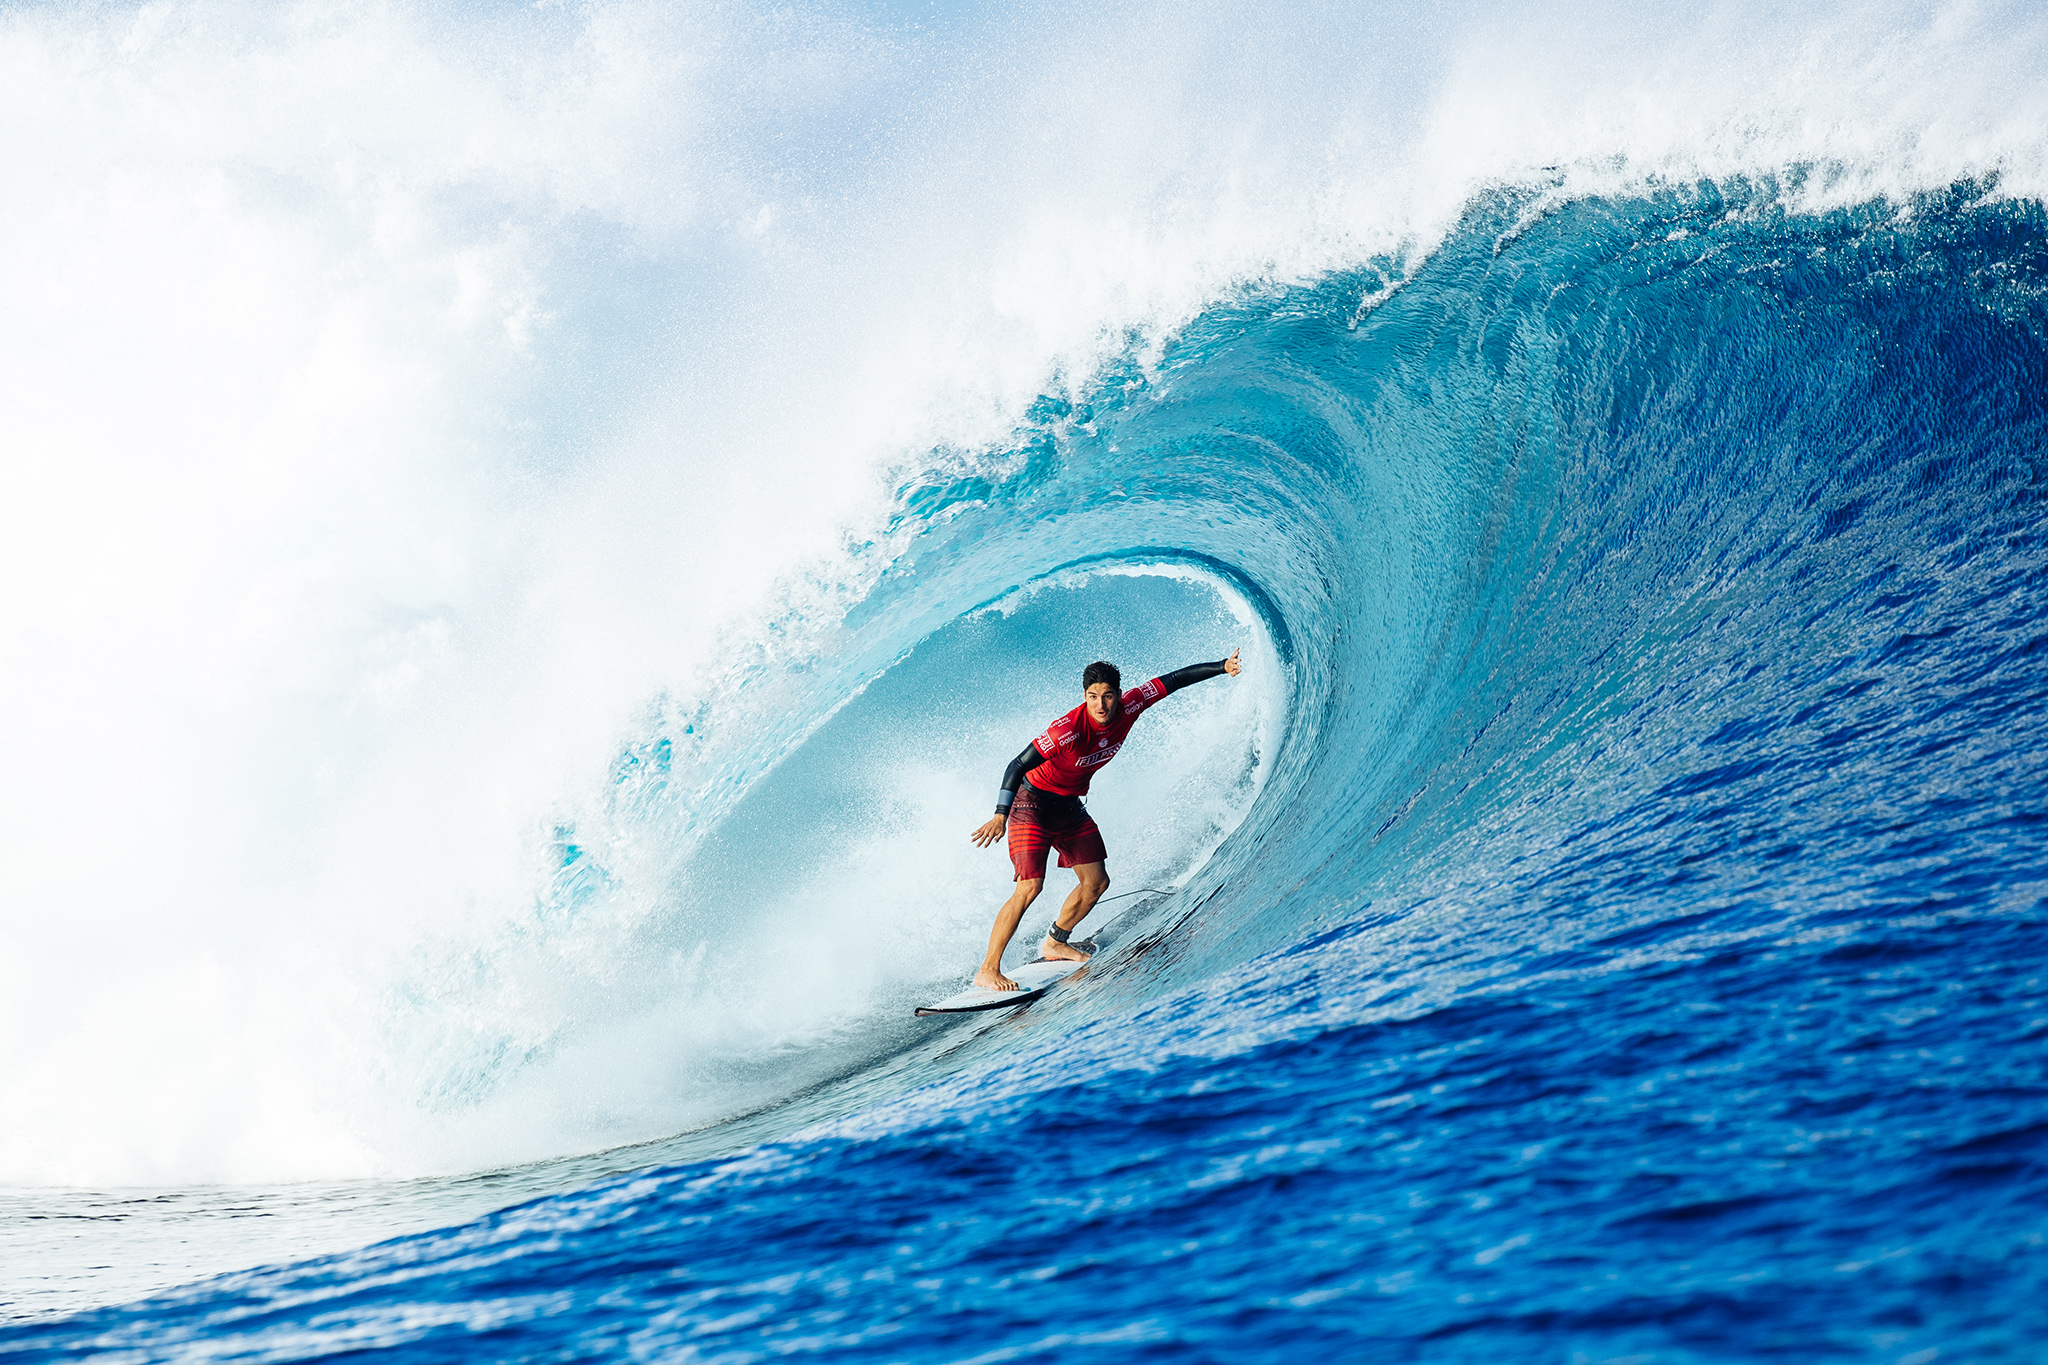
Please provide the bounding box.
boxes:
[1139,679,1162,701]
[1077,743,1122,766]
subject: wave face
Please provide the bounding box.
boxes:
[11,177,2048,1357]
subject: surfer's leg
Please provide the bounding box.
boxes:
[1043,861,1108,962]
[975,877,1043,991]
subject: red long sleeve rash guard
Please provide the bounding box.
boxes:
[994,659,1231,817]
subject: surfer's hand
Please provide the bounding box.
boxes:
[971,815,1007,848]
[1224,647,1241,676]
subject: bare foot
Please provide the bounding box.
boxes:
[973,966,1020,991]
[1041,934,1093,963]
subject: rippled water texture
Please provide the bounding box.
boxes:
[7,183,2045,1360]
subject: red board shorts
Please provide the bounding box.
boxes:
[1007,786,1108,882]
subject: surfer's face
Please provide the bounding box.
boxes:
[1084,682,1118,726]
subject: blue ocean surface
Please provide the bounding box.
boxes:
[5,178,2045,1361]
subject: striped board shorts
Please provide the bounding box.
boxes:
[1006,782,1108,881]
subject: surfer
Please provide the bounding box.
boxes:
[968,648,1243,991]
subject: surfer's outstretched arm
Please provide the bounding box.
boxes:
[1158,646,1242,695]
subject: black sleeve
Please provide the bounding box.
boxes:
[996,742,1047,815]
[1158,658,1229,694]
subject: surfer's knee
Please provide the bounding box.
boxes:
[1012,877,1045,903]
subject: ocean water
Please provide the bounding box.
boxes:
[4,1,2047,1361]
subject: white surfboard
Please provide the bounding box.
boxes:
[914,956,1088,1016]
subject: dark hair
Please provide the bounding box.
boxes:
[1082,660,1121,692]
